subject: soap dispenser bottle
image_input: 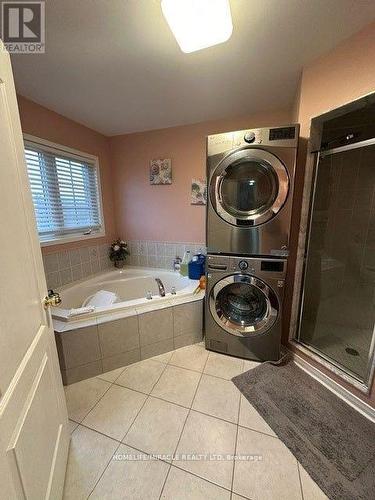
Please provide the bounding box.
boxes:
[180,250,191,277]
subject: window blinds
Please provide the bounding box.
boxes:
[25,143,102,242]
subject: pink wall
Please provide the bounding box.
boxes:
[110,109,292,243]
[16,95,116,254]
[296,20,375,137]
[287,21,375,405]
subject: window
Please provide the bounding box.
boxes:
[24,137,104,245]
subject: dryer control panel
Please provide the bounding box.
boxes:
[207,124,299,156]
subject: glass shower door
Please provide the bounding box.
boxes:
[298,143,375,383]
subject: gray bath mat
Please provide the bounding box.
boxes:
[232,361,375,500]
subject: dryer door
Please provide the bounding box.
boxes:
[209,274,279,337]
[210,148,289,226]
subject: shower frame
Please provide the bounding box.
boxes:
[289,92,375,395]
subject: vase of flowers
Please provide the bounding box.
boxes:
[109,239,129,268]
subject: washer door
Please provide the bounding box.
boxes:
[210,148,289,226]
[209,274,279,337]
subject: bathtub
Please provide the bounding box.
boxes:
[53,267,200,328]
[53,267,204,384]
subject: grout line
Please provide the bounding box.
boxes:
[120,358,170,443]
[230,379,242,496]
[237,423,279,440]
[158,348,211,499]
[66,349,270,495]
[168,462,234,495]
[76,424,237,499]
[87,440,122,499]
[75,422,122,444]
[84,361,171,498]
[67,380,113,425]
[67,352,262,427]
[158,461,173,499]
[96,365,127,384]
[297,462,305,500]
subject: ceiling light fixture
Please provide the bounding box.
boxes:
[161,0,233,54]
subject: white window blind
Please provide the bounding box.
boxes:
[24,141,103,243]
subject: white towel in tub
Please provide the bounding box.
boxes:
[85,290,118,308]
[68,306,95,317]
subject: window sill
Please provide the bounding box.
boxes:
[40,230,106,247]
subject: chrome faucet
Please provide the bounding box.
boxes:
[155,278,166,297]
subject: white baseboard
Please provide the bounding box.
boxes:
[292,352,375,423]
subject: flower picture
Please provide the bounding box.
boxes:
[150,159,172,185]
[191,178,207,205]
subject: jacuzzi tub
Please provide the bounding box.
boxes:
[53,267,204,385]
[53,266,200,330]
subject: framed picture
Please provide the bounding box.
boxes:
[150,159,172,185]
[191,178,207,205]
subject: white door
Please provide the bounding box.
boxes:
[0,41,69,499]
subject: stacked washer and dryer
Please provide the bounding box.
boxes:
[205,125,299,361]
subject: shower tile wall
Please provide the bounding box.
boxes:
[42,240,206,290]
[322,147,375,293]
[299,144,375,380]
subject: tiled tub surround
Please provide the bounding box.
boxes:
[56,297,203,385]
[126,240,206,268]
[43,243,112,290]
[42,240,206,290]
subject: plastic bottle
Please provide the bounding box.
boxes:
[188,255,206,279]
[180,250,191,276]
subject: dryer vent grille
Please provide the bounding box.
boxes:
[208,339,228,353]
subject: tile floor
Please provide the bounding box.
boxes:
[63,342,328,499]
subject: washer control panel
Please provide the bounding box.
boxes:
[207,255,287,279]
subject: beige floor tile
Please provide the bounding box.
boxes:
[63,426,118,500]
[169,344,209,372]
[238,396,276,437]
[90,444,169,499]
[174,410,237,490]
[204,352,244,380]
[65,377,111,422]
[116,358,165,394]
[151,365,201,407]
[242,359,261,372]
[231,494,250,500]
[161,466,231,499]
[68,419,79,434]
[298,464,328,500]
[97,366,126,383]
[124,397,188,459]
[82,384,147,440]
[151,349,174,364]
[233,427,302,500]
[192,374,240,423]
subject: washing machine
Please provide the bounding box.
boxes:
[207,125,299,257]
[205,254,286,361]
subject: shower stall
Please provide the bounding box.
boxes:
[295,97,375,390]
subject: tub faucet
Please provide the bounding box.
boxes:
[155,278,166,297]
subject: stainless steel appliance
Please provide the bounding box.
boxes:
[207,125,299,256]
[205,254,286,361]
